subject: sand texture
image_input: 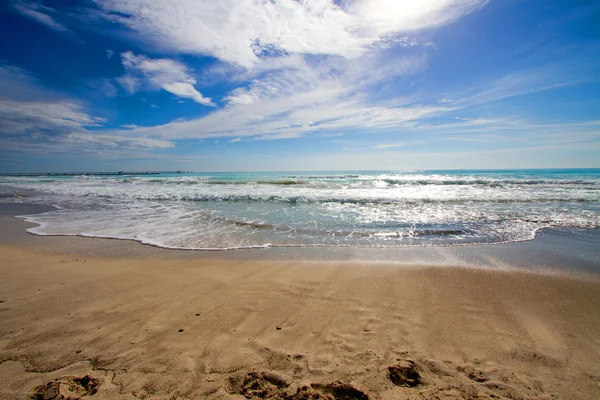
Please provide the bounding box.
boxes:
[1,244,600,399]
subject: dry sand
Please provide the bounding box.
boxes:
[1,242,600,400]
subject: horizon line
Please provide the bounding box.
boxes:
[1,168,600,176]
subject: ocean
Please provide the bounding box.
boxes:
[0,169,598,251]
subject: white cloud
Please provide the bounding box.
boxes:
[66,133,174,149]
[100,48,600,148]
[0,65,103,135]
[106,49,115,58]
[343,0,485,33]
[462,71,578,106]
[0,64,49,101]
[441,58,599,110]
[116,74,140,94]
[13,1,71,32]
[0,99,103,135]
[95,0,486,67]
[106,54,452,140]
[0,133,174,157]
[119,52,215,106]
[0,64,172,153]
[87,78,119,97]
[162,82,211,106]
[374,142,404,149]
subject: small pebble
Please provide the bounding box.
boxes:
[276,326,282,330]
[178,329,184,333]
[363,329,371,332]
[195,313,200,316]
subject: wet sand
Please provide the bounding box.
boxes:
[0,206,600,399]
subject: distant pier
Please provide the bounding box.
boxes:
[0,171,190,177]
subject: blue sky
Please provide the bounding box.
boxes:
[0,0,599,172]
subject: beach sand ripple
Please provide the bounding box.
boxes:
[0,244,599,399]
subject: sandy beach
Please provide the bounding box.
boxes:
[0,212,599,400]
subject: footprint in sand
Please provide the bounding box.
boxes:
[295,382,369,400]
[457,364,489,383]
[230,371,369,400]
[388,359,422,388]
[32,375,99,400]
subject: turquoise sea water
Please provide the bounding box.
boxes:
[0,169,598,250]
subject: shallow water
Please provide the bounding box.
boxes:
[0,169,598,250]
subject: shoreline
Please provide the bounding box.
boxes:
[2,203,598,278]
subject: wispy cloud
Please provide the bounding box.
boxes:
[119,51,215,106]
[440,50,600,111]
[463,70,584,106]
[13,1,71,32]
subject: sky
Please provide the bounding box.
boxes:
[0,0,599,172]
